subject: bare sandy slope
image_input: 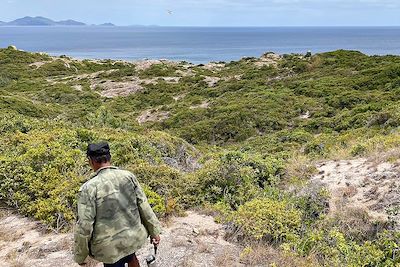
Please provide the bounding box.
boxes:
[0,211,242,267]
[312,153,400,225]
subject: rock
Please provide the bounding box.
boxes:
[193,228,200,235]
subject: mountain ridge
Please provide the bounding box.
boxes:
[0,16,114,26]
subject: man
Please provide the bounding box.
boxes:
[74,142,161,267]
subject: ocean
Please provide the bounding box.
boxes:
[1,26,400,63]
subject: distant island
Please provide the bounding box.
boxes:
[0,16,115,26]
[98,23,116,27]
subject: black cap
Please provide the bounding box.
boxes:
[87,142,110,158]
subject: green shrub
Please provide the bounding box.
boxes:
[130,162,197,211]
[0,124,199,229]
[0,130,87,229]
[284,229,400,267]
[350,144,368,157]
[193,151,284,209]
[142,185,166,216]
[233,198,302,242]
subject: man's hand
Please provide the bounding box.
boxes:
[151,235,160,246]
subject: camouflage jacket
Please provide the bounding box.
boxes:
[74,166,162,264]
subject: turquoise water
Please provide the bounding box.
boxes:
[1,26,399,63]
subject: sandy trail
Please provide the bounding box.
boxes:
[0,211,242,267]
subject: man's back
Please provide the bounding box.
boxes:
[74,166,161,265]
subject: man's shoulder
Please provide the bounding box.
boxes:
[101,167,135,179]
[79,167,136,193]
[79,178,98,193]
[112,167,134,175]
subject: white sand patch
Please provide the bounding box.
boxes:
[254,53,281,68]
[299,111,311,119]
[203,76,221,87]
[312,156,400,224]
[134,60,179,71]
[202,62,226,71]
[92,80,144,98]
[137,109,170,124]
[72,85,83,91]
[173,93,187,101]
[161,77,181,83]
[29,61,52,68]
[190,101,210,110]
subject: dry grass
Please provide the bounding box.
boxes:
[6,249,29,267]
[214,248,236,267]
[327,207,387,242]
[9,258,27,267]
[369,147,400,165]
[365,185,380,201]
[196,241,212,254]
[285,153,317,181]
[27,237,73,260]
[0,227,24,242]
[239,244,319,267]
[342,185,358,198]
[0,209,6,219]
[328,146,354,161]
[0,207,13,219]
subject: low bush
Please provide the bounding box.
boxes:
[142,185,166,216]
[193,151,284,209]
[283,230,400,267]
[0,124,199,229]
[233,198,302,242]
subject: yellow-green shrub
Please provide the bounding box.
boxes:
[233,198,302,242]
[142,185,166,216]
[284,229,400,267]
[130,162,198,211]
[0,131,87,228]
[0,124,200,229]
[193,151,284,209]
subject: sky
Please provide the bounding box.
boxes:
[1,0,400,26]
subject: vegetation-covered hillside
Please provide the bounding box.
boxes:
[1,46,400,266]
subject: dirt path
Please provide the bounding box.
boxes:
[0,211,243,267]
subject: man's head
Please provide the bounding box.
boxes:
[86,142,111,171]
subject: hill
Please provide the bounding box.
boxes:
[57,19,86,26]
[0,17,114,26]
[3,16,86,26]
[99,23,115,26]
[1,47,400,266]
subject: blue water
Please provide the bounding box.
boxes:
[0,26,400,63]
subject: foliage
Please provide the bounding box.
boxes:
[283,230,400,267]
[0,122,197,228]
[142,185,166,216]
[192,151,284,209]
[233,198,302,242]
[2,48,400,264]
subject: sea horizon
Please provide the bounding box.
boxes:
[1,26,400,63]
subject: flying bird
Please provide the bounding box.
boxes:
[167,10,173,15]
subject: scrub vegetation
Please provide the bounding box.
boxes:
[1,46,400,266]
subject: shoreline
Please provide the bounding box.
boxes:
[16,48,400,65]
[2,26,400,63]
